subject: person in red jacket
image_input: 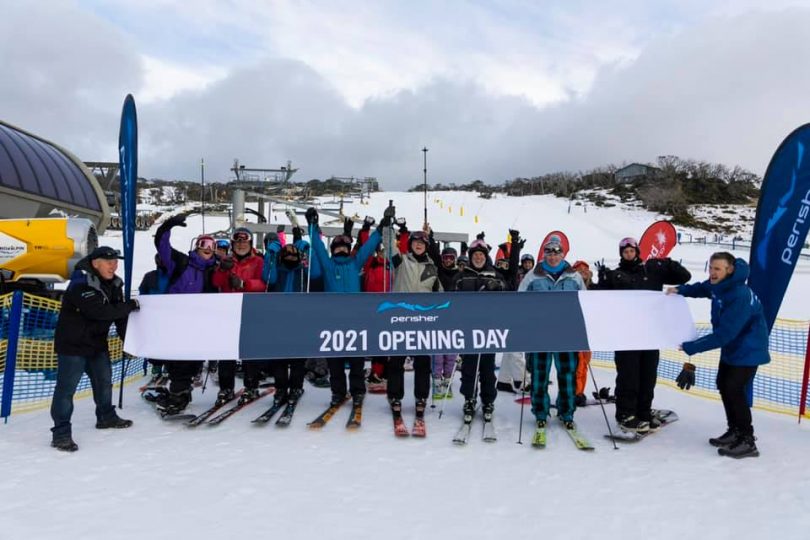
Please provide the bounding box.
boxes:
[211,227,267,404]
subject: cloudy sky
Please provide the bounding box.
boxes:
[2,0,810,188]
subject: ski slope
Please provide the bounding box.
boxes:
[2,191,809,540]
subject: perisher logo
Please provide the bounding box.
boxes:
[376,301,451,314]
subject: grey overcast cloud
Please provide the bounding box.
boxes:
[2,0,810,188]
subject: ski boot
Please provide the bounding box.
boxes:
[273,389,289,408]
[157,389,192,415]
[215,388,235,407]
[288,388,304,404]
[415,398,427,417]
[718,433,759,458]
[482,402,494,422]
[389,398,403,415]
[463,399,476,420]
[239,387,260,405]
[352,393,365,407]
[432,378,446,400]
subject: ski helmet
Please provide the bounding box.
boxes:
[520,253,535,265]
[330,234,352,254]
[231,227,253,244]
[467,239,490,257]
[441,246,458,257]
[619,237,639,256]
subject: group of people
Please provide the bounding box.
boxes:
[49,205,770,459]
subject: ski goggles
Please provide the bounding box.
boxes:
[543,245,563,255]
[619,237,639,249]
[409,231,429,243]
[195,236,216,250]
[232,231,252,242]
[215,239,231,251]
[441,253,457,264]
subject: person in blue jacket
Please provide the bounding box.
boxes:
[305,206,392,408]
[262,227,320,408]
[668,252,770,459]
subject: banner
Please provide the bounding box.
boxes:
[118,94,138,301]
[639,220,677,261]
[749,123,810,330]
[123,291,696,361]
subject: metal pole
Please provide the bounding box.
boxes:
[201,158,206,233]
[422,147,428,227]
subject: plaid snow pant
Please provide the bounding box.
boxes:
[528,351,578,422]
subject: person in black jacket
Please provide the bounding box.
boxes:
[450,239,507,423]
[50,246,140,452]
[596,237,691,433]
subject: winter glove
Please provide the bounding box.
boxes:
[219,257,235,271]
[395,217,407,232]
[127,299,140,312]
[343,217,354,237]
[292,227,303,243]
[164,214,187,228]
[484,279,503,291]
[363,216,376,227]
[594,261,607,283]
[460,241,468,255]
[509,229,520,244]
[305,207,319,226]
[676,362,696,390]
[378,206,396,231]
[229,275,245,290]
[476,231,486,240]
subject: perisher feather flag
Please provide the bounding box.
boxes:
[118,94,138,300]
[749,123,810,330]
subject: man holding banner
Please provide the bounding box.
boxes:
[669,253,769,459]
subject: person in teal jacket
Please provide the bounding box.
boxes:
[518,236,584,430]
[668,252,769,459]
[305,206,392,408]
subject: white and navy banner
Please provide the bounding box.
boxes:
[123,291,697,361]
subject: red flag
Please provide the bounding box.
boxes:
[639,220,677,260]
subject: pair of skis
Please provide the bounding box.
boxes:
[307,396,363,430]
[183,388,274,427]
[252,397,302,427]
[531,419,594,451]
[452,407,497,445]
[392,404,426,438]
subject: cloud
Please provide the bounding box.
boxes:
[3,3,810,191]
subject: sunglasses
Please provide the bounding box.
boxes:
[544,247,563,255]
[232,232,251,242]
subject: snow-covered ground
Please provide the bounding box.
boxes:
[3,191,810,540]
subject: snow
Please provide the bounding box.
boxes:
[3,191,810,540]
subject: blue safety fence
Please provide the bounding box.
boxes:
[0,291,143,420]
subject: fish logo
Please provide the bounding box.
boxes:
[756,140,804,270]
[377,301,451,313]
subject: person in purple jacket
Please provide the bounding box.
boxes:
[152,214,217,415]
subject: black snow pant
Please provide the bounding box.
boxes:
[218,360,237,391]
[272,359,307,394]
[614,349,659,422]
[242,360,270,390]
[387,355,431,401]
[459,353,497,405]
[166,361,203,393]
[327,357,366,399]
[717,362,758,436]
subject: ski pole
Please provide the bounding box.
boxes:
[589,363,618,450]
[201,361,211,395]
[517,355,528,444]
[117,355,128,409]
[307,223,314,293]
